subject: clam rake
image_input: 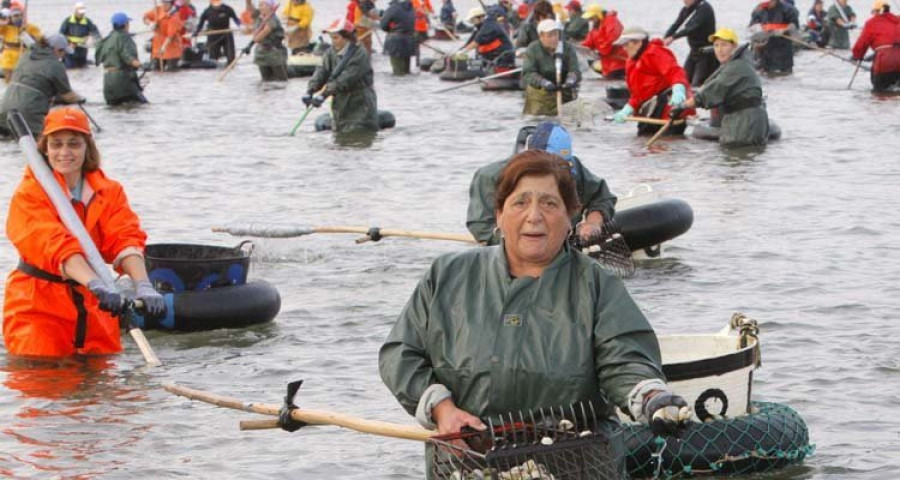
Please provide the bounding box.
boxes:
[164,383,622,479]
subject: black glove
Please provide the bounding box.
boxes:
[563,73,578,90]
[669,106,686,119]
[644,392,690,436]
[301,93,314,107]
[135,280,166,318]
[539,78,557,92]
[87,279,125,315]
[311,95,326,108]
[242,41,254,55]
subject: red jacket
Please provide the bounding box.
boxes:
[581,11,627,76]
[852,12,900,73]
[625,39,694,118]
[3,167,147,357]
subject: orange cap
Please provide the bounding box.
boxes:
[43,107,92,137]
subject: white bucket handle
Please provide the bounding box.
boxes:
[627,184,654,197]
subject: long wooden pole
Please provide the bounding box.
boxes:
[432,67,523,93]
[164,383,434,442]
[212,224,478,244]
[847,59,862,90]
[776,32,871,71]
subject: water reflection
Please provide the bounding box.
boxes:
[0,356,151,477]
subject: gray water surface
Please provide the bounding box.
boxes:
[1,1,899,478]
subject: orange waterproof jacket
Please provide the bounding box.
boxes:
[411,0,433,33]
[3,167,147,358]
[144,6,185,60]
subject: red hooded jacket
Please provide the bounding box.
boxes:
[852,12,900,74]
[581,11,627,76]
[625,39,694,118]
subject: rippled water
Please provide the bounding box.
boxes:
[1,0,899,478]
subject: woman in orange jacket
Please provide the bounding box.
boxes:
[3,107,165,358]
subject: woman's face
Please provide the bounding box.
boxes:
[713,39,736,63]
[47,131,87,177]
[497,174,571,269]
[623,39,642,58]
[539,30,559,51]
[330,32,348,51]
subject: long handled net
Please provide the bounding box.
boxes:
[430,402,624,480]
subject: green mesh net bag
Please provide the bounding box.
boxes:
[622,402,814,478]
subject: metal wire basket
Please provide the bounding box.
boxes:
[574,232,636,278]
[430,402,623,480]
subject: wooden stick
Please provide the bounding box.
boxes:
[164,383,435,442]
[645,118,673,147]
[847,59,862,90]
[195,27,241,37]
[432,67,523,93]
[212,224,478,244]
[289,87,326,136]
[420,41,448,56]
[775,33,871,71]
[624,115,684,126]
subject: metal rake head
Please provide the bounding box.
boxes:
[572,232,636,278]
[430,402,623,480]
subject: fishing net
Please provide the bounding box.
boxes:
[431,402,624,480]
[622,402,813,478]
[573,233,636,278]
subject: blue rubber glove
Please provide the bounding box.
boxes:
[301,94,314,107]
[135,280,166,318]
[87,279,125,315]
[539,78,558,92]
[613,104,634,124]
[311,95,326,108]
[669,84,687,106]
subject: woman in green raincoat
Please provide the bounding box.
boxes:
[380,150,690,477]
[304,18,378,134]
[243,0,288,81]
[681,28,770,147]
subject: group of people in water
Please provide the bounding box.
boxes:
[0,1,898,473]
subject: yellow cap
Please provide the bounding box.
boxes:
[872,0,887,11]
[709,28,739,44]
[581,4,605,20]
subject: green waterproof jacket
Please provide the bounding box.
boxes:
[95,30,143,105]
[565,16,589,42]
[694,48,769,147]
[379,243,664,422]
[0,46,73,137]
[466,156,616,245]
[826,4,855,49]
[253,10,287,67]
[522,40,581,115]
[308,43,378,133]
[515,19,538,48]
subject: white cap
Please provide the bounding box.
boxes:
[537,18,562,34]
[613,26,648,45]
[466,6,486,22]
[74,2,86,13]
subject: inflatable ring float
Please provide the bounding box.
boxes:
[691,119,783,142]
[480,77,522,91]
[132,280,281,332]
[622,401,812,477]
[314,111,396,132]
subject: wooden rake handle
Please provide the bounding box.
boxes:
[164,383,434,442]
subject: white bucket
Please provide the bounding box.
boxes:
[620,313,761,423]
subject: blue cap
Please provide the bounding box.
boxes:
[528,122,573,160]
[111,12,131,27]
